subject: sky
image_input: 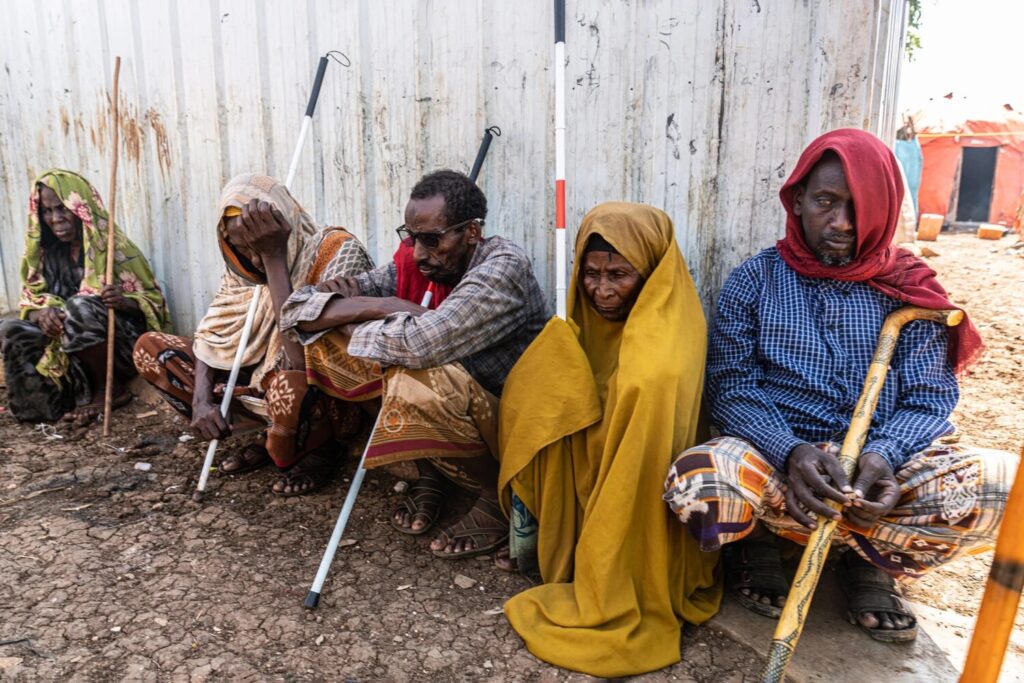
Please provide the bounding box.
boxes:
[898,0,1024,112]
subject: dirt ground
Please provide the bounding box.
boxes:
[900,232,1024,673]
[0,232,1021,682]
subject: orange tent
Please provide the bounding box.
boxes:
[916,103,1024,227]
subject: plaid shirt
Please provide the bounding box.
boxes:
[707,248,958,472]
[347,236,548,396]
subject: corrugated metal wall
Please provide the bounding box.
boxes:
[0,0,907,330]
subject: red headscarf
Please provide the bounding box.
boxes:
[393,242,452,308]
[777,128,983,374]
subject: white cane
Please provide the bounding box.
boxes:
[195,53,348,493]
[302,123,498,608]
[304,287,432,609]
[196,290,261,492]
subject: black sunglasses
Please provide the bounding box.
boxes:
[396,217,481,249]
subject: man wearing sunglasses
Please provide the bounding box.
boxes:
[280,169,548,561]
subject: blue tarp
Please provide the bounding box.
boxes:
[895,138,923,215]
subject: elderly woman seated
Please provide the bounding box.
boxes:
[496,202,722,677]
[133,173,373,496]
[1,170,169,423]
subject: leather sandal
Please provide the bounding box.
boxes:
[431,496,509,560]
[839,551,918,642]
[724,538,790,618]
[220,440,272,474]
[271,445,338,497]
[390,475,448,536]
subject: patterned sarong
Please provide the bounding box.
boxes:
[133,332,362,468]
[663,436,1016,578]
[305,329,499,484]
[2,295,146,422]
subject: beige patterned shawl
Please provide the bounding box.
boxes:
[193,173,320,389]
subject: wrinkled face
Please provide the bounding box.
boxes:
[38,184,81,243]
[792,156,856,267]
[581,251,644,322]
[405,195,479,286]
[223,214,263,273]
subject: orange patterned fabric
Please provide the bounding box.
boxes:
[664,436,1017,578]
[304,329,498,469]
[306,228,357,285]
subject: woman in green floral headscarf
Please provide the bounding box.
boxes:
[0,169,169,422]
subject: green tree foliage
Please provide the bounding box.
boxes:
[905,0,923,61]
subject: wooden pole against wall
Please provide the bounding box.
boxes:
[102,56,121,437]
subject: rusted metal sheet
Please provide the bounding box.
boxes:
[0,0,906,329]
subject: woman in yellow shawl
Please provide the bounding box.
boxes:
[497,202,722,677]
[133,173,373,495]
[1,170,169,423]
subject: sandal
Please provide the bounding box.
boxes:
[723,539,790,618]
[220,441,272,474]
[271,445,338,497]
[839,551,918,642]
[430,496,509,560]
[390,475,448,536]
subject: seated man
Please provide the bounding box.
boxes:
[134,173,373,495]
[280,169,548,559]
[663,129,1016,643]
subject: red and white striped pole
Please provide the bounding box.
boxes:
[554,0,567,319]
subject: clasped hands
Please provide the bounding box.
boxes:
[784,443,900,530]
[30,283,135,337]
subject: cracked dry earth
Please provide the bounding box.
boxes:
[0,232,1021,682]
[0,403,760,682]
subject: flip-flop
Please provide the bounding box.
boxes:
[390,475,448,536]
[220,441,272,474]
[839,551,918,642]
[431,497,509,560]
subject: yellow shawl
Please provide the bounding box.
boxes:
[193,173,319,389]
[498,202,722,677]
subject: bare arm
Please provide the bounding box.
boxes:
[262,254,305,369]
[237,199,305,369]
[296,296,426,333]
[191,357,230,440]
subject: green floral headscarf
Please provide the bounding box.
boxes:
[20,169,171,382]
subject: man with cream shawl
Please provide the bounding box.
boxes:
[133,173,373,495]
[497,202,722,677]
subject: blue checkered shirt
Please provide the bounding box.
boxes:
[706,248,958,472]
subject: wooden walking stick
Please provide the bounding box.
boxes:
[760,305,964,683]
[960,443,1024,683]
[102,56,122,437]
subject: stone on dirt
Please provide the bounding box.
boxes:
[454,574,477,589]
